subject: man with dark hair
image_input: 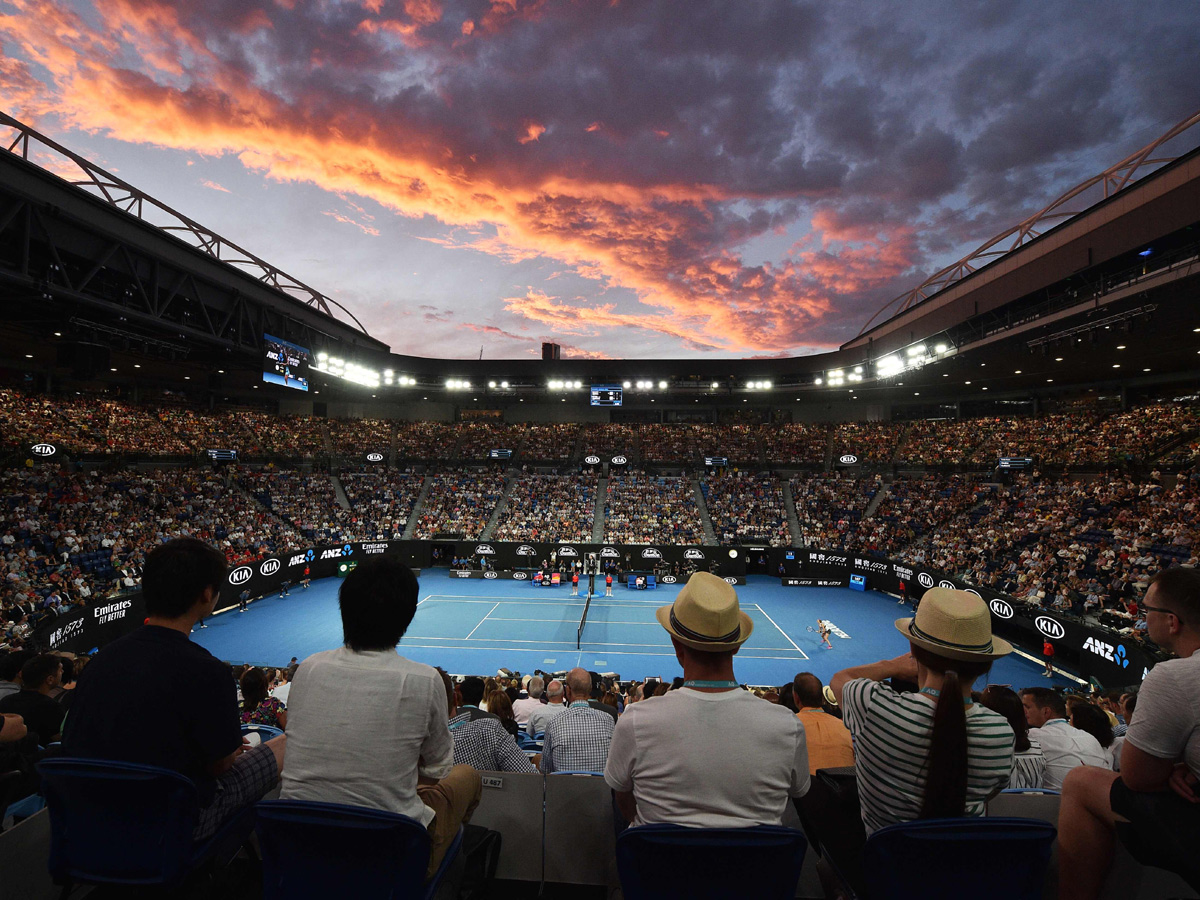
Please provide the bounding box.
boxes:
[64,538,285,839]
[458,677,498,721]
[0,653,64,745]
[281,556,481,879]
[793,672,853,775]
[1021,687,1106,790]
[0,649,35,701]
[605,572,809,826]
[1059,565,1200,899]
[437,669,537,774]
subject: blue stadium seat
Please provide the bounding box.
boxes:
[860,816,1056,900]
[255,799,463,900]
[616,824,807,900]
[241,723,284,742]
[37,757,255,889]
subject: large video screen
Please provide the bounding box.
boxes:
[263,334,311,391]
[590,385,623,407]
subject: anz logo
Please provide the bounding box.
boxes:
[319,545,354,561]
[661,575,678,584]
[641,548,662,559]
[512,571,528,580]
[917,573,934,589]
[1083,637,1129,668]
[516,545,536,556]
[684,549,705,560]
[229,566,252,586]
[259,558,281,577]
[988,598,1014,619]
[1035,616,1066,640]
[32,443,57,457]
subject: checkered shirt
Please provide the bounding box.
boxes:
[449,712,537,773]
[541,703,614,773]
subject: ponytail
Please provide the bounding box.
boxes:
[920,668,968,819]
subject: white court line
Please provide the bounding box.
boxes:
[487,617,660,626]
[463,602,500,641]
[750,604,810,660]
[405,633,802,651]
[399,640,807,660]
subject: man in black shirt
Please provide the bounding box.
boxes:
[64,538,286,839]
[0,653,64,745]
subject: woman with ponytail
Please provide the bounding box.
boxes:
[830,588,1016,837]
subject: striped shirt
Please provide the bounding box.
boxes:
[841,679,1014,834]
[1009,740,1047,789]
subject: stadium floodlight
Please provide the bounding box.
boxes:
[658,381,668,390]
[763,381,771,389]
[488,381,496,388]
[935,343,948,354]
[853,366,863,374]
[711,381,719,389]
[384,369,393,377]
[623,380,631,388]
[907,345,925,356]
[317,351,328,360]
[575,380,583,389]
[500,381,509,389]
[814,378,823,385]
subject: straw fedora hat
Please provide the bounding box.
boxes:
[895,587,1012,661]
[657,571,753,652]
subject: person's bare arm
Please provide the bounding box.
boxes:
[614,789,637,824]
[1121,742,1181,793]
[0,713,27,743]
[830,653,919,705]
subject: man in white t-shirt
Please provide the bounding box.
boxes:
[1020,688,1107,790]
[512,676,544,725]
[1058,566,1200,899]
[281,557,481,879]
[604,572,809,827]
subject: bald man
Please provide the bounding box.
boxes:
[540,668,614,773]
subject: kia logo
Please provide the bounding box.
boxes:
[989,599,1014,619]
[475,544,495,555]
[939,580,956,589]
[611,455,627,465]
[484,571,498,579]
[723,577,738,585]
[965,588,982,598]
[839,454,858,465]
[662,575,677,584]
[1035,616,1066,640]
[513,571,528,580]
[516,545,536,556]
[584,455,601,465]
[31,443,57,457]
[260,558,281,576]
[229,566,252,586]
[366,452,384,462]
[917,573,934,588]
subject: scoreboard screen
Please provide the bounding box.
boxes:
[998,457,1034,469]
[590,385,623,407]
[704,456,729,467]
[488,449,513,460]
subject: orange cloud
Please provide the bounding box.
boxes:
[322,210,381,236]
[518,121,546,144]
[201,179,230,192]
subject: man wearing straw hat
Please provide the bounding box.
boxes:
[604,571,809,827]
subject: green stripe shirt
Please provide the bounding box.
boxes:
[842,679,1014,834]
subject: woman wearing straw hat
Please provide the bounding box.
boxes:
[825,588,1017,883]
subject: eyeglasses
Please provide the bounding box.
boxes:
[1142,602,1184,627]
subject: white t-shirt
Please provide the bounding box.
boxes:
[1126,648,1200,778]
[280,648,453,827]
[512,696,541,725]
[604,688,809,828]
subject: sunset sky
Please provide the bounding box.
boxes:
[1,0,1198,360]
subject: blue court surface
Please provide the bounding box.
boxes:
[194,570,1071,689]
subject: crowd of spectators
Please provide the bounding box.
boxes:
[832,422,898,463]
[327,417,393,457]
[492,475,597,543]
[339,472,423,540]
[517,424,579,460]
[637,424,701,462]
[761,423,828,465]
[410,471,507,539]
[454,422,527,459]
[395,422,460,460]
[579,424,641,457]
[238,471,355,543]
[702,473,791,546]
[859,474,990,556]
[790,475,880,549]
[604,475,705,545]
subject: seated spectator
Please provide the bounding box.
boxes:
[828,587,1015,887]
[458,676,498,721]
[980,685,1046,789]
[792,671,853,774]
[605,572,809,826]
[0,653,65,746]
[512,676,544,725]
[0,649,34,701]
[527,679,566,736]
[1069,700,1115,769]
[443,672,536,774]
[63,538,285,840]
[240,667,287,731]
[280,557,481,879]
[486,690,520,739]
[270,663,296,706]
[1020,687,1107,790]
[542,668,614,773]
[1058,566,1200,899]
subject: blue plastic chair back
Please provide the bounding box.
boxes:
[38,757,202,886]
[241,723,284,742]
[862,816,1056,900]
[616,824,807,900]
[256,799,459,900]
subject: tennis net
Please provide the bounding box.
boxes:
[576,593,593,649]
